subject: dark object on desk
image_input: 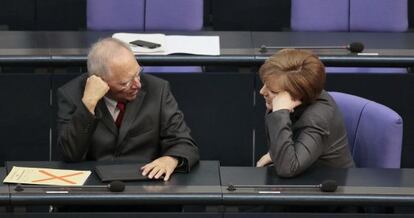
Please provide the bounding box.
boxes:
[348,42,364,53]
[129,39,161,49]
[259,42,364,53]
[95,163,151,182]
[227,179,337,192]
[14,180,125,192]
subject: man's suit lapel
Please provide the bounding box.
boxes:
[117,90,147,145]
[96,100,118,135]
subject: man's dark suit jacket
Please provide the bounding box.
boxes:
[57,73,199,171]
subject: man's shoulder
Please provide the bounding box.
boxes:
[141,74,169,90]
[59,73,88,91]
[57,73,88,98]
[142,73,167,85]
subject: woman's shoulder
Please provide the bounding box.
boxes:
[305,90,335,113]
[298,91,337,130]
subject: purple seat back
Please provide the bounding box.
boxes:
[143,66,202,73]
[291,0,408,32]
[350,0,408,32]
[329,92,403,168]
[146,0,203,31]
[87,0,203,32]
[326,67,407,73]
[87,0,145,31]
[291,0,350,31]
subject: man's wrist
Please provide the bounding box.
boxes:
[168,156,184,168]
[82,97,98,114]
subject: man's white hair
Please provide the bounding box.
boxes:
[87,38,133,77]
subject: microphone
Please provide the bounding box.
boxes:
[14,180,125,193]
[227,180,337,193]
[259,42,364,54]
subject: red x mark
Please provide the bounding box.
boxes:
[32,170,84,184]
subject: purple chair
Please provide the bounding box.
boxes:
[329,92,403,168]
[327,67,407,74]
[86,0,203,73]
[87,0,145,31]
[291,0,350,31]
[290,0,408,73]
[145,0,203,31]
[350,0,408,32]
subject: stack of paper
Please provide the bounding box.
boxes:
[112,33,220,56]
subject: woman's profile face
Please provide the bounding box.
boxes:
[259,81,282,111]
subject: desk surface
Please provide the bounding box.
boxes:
[3,162,414,207]
[221,166,414,206]
[1,31,414,67]
[5,161,222,206]
[0,31,254,66]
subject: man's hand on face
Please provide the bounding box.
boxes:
[141,156,179,181]
[82,75,110,114]
[272,91,302,112]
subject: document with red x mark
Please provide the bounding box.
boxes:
[3,166,91,186]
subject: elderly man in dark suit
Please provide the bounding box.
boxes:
[57,37,199,181]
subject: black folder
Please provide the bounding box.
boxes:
[95,163,150,182]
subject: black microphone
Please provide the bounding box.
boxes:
[14,180,125,193]
[347,42,364,53]
[227,180,337,192]
[259,42,364,54]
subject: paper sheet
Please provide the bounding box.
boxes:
[112,33,220,56]
[3,166,91,186]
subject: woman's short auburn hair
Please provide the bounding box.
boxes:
[259,49,326,104]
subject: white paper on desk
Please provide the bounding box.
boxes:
[112,33,220,55]
[3,166,91,186]
[164,35,220,56]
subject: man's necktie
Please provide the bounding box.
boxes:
[115,102,126,128]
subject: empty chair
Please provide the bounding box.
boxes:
[329,92,403,168]
[290,0,408,73]
[291,0,350,31]
[87,0,145,31]
[350,0,408,32]
[145,0,203,31]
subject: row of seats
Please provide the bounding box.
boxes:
[85,0,409,74]
[291,0,408,73]
[291,0,408,32]
[87,0,408,33]
[87,0,203,31]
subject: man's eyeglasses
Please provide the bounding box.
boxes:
[119,67,144,89]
